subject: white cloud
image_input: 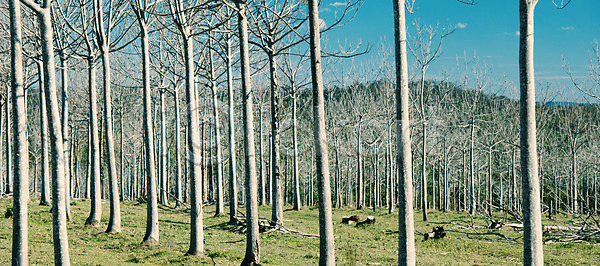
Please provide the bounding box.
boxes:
[330,2,346,7]
[560,26,575,30]
[455,22,467,29]
[319,18,326,30]
[515,31,520,36]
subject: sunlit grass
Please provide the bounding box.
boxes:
[0,198,598,265]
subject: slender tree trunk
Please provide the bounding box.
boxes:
[120,108,125,201]
[236,3,260,263]
[487,148,493,215]
[175,89,182,208]
[225,32,239,224]
[422,122,428,221]
[393,0,416,264]
[38,9,70,264]
[139,19,159,246]
[292,89,301,211]
[469,118,476,215]
[181,31,204,254]
[308,1,335,264]
[86,125,91,199]
[9,0,29,263]
[85,55,102,227]
[101,50,121,232]
[268,53,283,225]
[59,53,72,221]
[37,61,51,206]
[571,149,578,212]
[5,74,12,196]
[159,89,168,206]
[357,123,363,210]
[259,106,265,206]
[209,46,224,216]
[519,1,543,264]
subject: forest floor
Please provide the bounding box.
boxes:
[0,198,598,265]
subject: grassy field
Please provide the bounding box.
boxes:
[0,198,598,265]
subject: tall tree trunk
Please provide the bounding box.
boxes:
[183,32,203,254]
[357,123,363,210]
[175,89,182,208]
[5,75,12,196]
[38,61,51,206]
[387,126,394,213]
[469,118,476,215]
[292,89,301,211]
[39,9,70,265]
[209,45,224,216]
[422,122,428,221]
[9,0,29,263]
[60,52,72,221]
[258,106,265,206]
[85,56,102,227]
[308,1,335,264]
[236,2,260,264]
[159,89,168,206]
[393,0,416,264]
[519,0,543,264]
[571,148,578,212]
[487,148,493,215]
[268,52,283,225]
[226,32,238,224]
[139,19,159,246]
[120,108,125,201]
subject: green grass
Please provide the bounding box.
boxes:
[0,198,598,265]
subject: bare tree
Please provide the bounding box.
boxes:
[231,0,261,264]
[132,0,159,246]
[307,0,335,264]
[519,0,543,264]
[21,0,71,263]
[9,0,29,263]
[393,0,416,264]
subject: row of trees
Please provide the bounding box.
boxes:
[3,0,589,265]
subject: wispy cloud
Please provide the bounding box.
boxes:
[319,18,327,30]
[330,2,346,7]
[515,31,520,36]
[560,26,575,31]
[455,22,468,29]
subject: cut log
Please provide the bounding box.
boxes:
[424,226,446,240]
[489,221,503,229]
[357,216,376,226]
[342,215,360,224]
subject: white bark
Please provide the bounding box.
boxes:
[393,0,416,264]
[519,0,543,264]
[9,0,29,263]
[85,57,102,227]
[226,32,238,223]
[308,0,335,264]
[137,13,159,245]
[236,2,261,264]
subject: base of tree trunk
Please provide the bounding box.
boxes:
[105,227,121,234]
[141,237,159,246]
[185,249,204,256]
[84,219,101,228]
[241,256,260,266]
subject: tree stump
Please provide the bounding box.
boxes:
[342,215,360,224]
[424,226,446,240]
[357,216,376,226]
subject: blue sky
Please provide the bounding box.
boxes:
[320,0,600,101]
